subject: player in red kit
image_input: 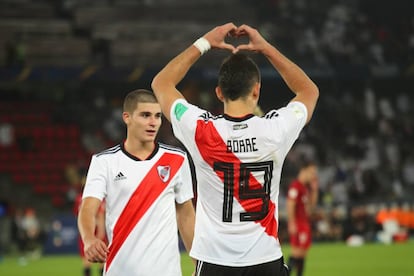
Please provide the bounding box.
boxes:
[286,161,319,276]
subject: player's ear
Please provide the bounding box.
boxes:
[215,86,224,102]
[122,111,130,124]
[252,82,260,100]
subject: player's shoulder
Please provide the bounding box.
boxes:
[288,179,302,189]
[264,102,307,120]
[158,142,187,156]
[288,180,302,198]
[263,109,280,120]
[95,144,122,158]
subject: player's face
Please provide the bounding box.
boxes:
[305,165,318,184]
[128,102,162,143]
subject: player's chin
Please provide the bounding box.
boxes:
[144,135,157,142]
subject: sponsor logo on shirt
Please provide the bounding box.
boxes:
[174,103,188,121]
[157,165,171,183]
[232,123,248,130]
[114,172,126,181]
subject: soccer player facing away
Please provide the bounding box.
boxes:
[77,89,196,276]
[286,161,319,276]
[152,23,319,276]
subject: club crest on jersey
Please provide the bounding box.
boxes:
[157,165,171,183]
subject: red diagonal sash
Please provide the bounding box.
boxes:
[106,152,184,271]
[195,120,277,238]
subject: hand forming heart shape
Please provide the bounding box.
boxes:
[203,23,269,54]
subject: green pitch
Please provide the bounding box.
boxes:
[0,241,412,276]
[289,240,414,276]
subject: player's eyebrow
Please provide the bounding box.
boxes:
[139,111,162,117]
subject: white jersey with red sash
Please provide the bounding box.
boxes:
[82,142,193,276]
[170,99,307,267]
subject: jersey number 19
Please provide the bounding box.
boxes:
[214,161,273,222]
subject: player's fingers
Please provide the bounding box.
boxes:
[94,254,106,263]
[236,24,254,36]
[87,256,95,263]
[88,251,105,263]
[96,240,109,252]
[86,250,99,263]
[95,243,108,260]
[228,28,238,37]
[220,42,237,53]
[85,241,107,262]
[235,43,254,52]
[218,24,237,43]
[88,256,104,263]
[222,22,238,33]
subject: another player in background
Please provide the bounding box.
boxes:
[152,23,319,276]
[77,89,196,276]
[74,186,106,276]
[286,161,319,276]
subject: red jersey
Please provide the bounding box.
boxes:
[287,179,312,249]
[287,179,310,227]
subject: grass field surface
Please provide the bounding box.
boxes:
[0,240,412,276]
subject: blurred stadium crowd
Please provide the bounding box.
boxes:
[1,0,414,257]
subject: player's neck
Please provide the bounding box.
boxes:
[298,175,308,186]
[124,139,156,160]
[223,100,255,117]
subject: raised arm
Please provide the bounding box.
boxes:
[151,23,237,122]
[235,24,319,123]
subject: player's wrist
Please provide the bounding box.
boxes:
[193,37,211,55]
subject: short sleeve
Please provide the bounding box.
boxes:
[170,98,205,147]
[288,187,299,200]
[174,154,194,204]
[275,101,308,155]
[82,155,107,201]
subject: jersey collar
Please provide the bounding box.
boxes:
[121,141,160,161]
[223,113,255,122]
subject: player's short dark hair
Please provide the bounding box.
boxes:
[291,158,316,176]
[218,53,260,101]
[123,89,157,113]
[298,159,316,171]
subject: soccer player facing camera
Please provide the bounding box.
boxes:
[78,89,195,276]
